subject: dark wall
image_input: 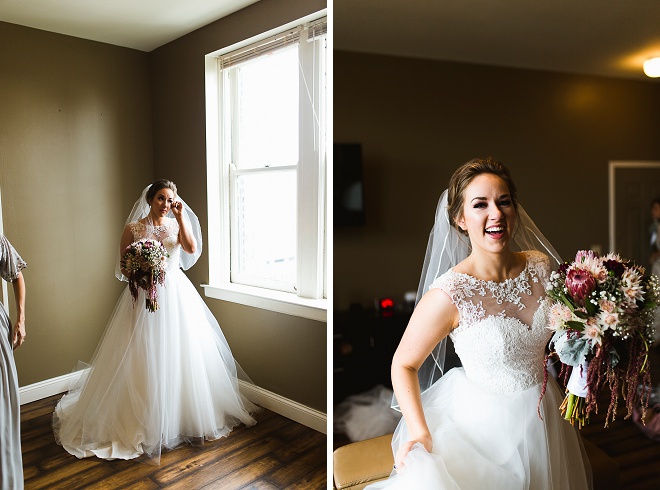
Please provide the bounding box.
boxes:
[334,50,660,310]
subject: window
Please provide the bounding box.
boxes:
[204,14,327,321]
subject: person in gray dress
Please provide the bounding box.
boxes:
[0,234,27,489]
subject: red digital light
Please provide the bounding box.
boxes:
[380,298,394,310]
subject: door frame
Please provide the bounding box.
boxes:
[609,160,660,255]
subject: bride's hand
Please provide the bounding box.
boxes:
[171,200,184,219]
[394,434,433,471]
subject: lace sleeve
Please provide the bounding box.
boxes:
[0,235,27,282]
[429,270,487,329]
[526,250,551,288]
[429,270,454,296]
[128,221,142,241]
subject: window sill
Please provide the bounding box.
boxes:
[202,283,327,322]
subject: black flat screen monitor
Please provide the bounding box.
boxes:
[334,143,365,226]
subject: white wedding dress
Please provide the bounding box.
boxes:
[368,251,592,489]
[53,218,258,461]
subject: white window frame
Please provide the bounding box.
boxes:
[203,11,327,322]
[229,163,299,293]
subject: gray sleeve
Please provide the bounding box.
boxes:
[0,235,27,282]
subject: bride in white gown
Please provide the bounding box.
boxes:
[368,159,592,489]
[53,180,258,462]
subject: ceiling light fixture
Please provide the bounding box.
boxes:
[643,57,660,78]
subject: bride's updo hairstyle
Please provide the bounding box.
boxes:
[146,179,178,204]
[447,157,519,236]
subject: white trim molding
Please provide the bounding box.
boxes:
[608,160,660,252]
[19,369,85,406]
[239,380,326,434]
[202,282,327,322]
[19,371,327,435]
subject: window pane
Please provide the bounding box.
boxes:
[235,46,299,169]
[234,170,297,286]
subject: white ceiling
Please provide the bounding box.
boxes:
[0,0,261,52]
[334,0,660,81]
[2,1,659,79]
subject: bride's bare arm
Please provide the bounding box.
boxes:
[391,287,458,468]
[171,201,197,254]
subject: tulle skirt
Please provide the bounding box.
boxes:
[334,385,402,442]
[53,269,258,462]
[367,368,592,489]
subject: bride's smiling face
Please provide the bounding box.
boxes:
[457,173,517,254]
[148,188,176,218]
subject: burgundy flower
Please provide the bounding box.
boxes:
[565,268,596,306]
[602,259,625,278]
[558,263,569,275]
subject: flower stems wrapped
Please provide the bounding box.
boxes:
[560,392,589,428]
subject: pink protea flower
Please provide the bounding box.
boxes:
[574,250,608,282]
[565,267,596,306]
[575,250,599,264]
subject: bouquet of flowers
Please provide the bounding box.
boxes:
[542,250,659,428]
[121,239,169,312]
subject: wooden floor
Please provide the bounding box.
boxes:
[578,344,660,490]
[580,408,660,490]
[21,395,327,489]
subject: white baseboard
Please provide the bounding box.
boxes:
[19,371,327,435]
[238,380,327,434]
[19,369,85,406]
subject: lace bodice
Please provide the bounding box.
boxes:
[129,219,181,271]
[431,251,552,394]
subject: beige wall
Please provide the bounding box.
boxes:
[149,0,327,411]
[1,0,327,414]
[0,22,153,384]
[334,50,660,310]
